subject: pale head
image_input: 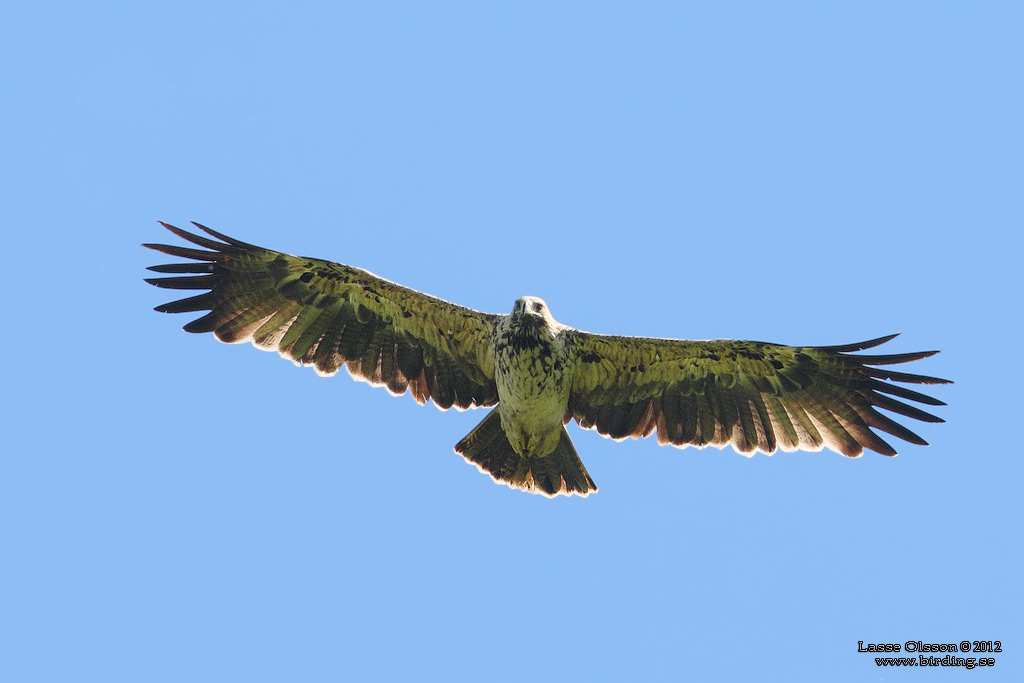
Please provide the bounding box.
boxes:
[511,296,564,330]
[512,295,545,315]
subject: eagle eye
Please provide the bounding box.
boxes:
[532,302,543,313]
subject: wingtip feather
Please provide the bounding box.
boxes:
[818,333,901,353]
[190,221,256,248]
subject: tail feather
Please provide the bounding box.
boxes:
[454,410,597,497]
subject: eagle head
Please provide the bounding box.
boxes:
[512,295,547,317]
[511,296,564,331]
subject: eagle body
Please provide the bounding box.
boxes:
[146,223,951,498]
[493,297,571,457]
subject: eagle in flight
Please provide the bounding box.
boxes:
[145,223,950,498]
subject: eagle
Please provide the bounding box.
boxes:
[145,222,950,498]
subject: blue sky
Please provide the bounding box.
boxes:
[2,2,1020,681]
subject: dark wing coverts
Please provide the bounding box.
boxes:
[565,332,950,457]
[145,222,499,410]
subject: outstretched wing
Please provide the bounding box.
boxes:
[145,222,499,410]
[564,332,950,456]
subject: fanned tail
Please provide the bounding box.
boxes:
[454,409,597,498]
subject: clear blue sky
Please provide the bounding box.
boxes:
[2,2,1020,681]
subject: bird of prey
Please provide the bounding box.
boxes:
[145,222,950,498]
